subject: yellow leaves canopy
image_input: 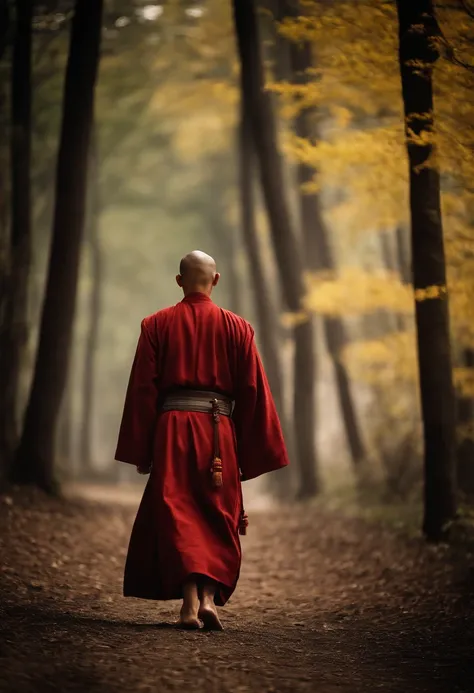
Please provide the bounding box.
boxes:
[303,268,413,317]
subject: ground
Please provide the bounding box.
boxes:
[0,484,473,693]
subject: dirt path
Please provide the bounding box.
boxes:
[0,485,473,693]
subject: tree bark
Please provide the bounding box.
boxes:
[239,97,295,495]
[396,0,457,540]
[207,191,243,318]
[0,1,10,60]
[239,101,285,417]
[284,5,366,469]
[80,125,102,472]
[380,229,406,332]
[395,225,412,284]
[57,373,74,477]
[0,0,33,472]
[456,348,474,497]
[224,232,243,317]
[11,0,104,491]
[233,0,320,497]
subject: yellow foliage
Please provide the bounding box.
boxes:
[303,268,413,317]
[453,368,474,398]
[280,311,310,328]
[414,285,448,302]
[272,0,474,244]
[270,0,474,382]
[457,422,474,443]
[147,0,238,159]
[341,331,418,387]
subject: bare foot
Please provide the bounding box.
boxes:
[198,604,224,631]
[177,608,201,630]
[177,579,201,629]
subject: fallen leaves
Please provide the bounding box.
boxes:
[0,487,473,693]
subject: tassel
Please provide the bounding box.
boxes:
[239,510,249,536]
[211,457,223,488]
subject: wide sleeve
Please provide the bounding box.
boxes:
[115,318,159,468]
[232,324,290,481]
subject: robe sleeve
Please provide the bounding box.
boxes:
[115,318,159,468]
[232,324,290,481]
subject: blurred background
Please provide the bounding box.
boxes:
[1,0,474,517]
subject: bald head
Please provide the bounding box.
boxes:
[177,250,220,296]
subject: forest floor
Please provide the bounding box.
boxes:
[0,484,474,693]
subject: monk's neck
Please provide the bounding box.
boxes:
[182,291,212,303]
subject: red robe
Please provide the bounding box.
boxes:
[115,292,289,605]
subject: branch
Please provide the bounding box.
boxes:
[432,14,474,72]
[442,39,474,71]
[459,0,474,21]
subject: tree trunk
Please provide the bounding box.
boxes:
[233,0,319,497]
[456,348,474,497]
[0,0,11,480]
[380,229,406,332]
[224,233,243,317]
[395,225,412,284]
[207,192,243,318]
[285,9,366,469]
[11,0,104,491]
[239,97,295,495]
[57,374,74,478]
[80,124,102,472]
[0,1,10,60]
[396,0,457,540]
[0,0,33,472]
[239,102,285,417]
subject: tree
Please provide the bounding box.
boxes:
[456,348,474,497]
[239,96,295,493]
[0,1,10,59]
[80,123,102,470]
[233,0,320,497]
[0,1,11,482]
[11,0,104,491]
[239,99,286,421]
[279,0,366,470]
[396,0,457,539]
[0,0,33,472]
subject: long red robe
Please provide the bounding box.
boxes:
[115,292,289,605]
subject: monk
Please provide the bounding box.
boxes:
[115,250,289,630]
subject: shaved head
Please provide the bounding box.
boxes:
[177,250,219,296]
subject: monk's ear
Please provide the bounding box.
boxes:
[212,273,220,287]
[176,274,183,288]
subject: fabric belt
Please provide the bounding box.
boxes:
[161,390,234,417]
[160,389,248,535]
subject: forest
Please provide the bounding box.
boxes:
[0,2,474,692]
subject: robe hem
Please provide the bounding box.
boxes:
[124,568,239,607]
[240,457,289,482]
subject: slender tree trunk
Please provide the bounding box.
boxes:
[233,0,319,497]
[0,1,10,59]
[396,0,457,540]
[380,229,406,332]
[80,125,102,472]
[0,0,33,472]
[208,193,243,317]
[11,0,104,491]
[285,10,366,469]
[0,2,11,482]
[456,348,474,497]
[395,225,412,284]
[57,374,74,477]
[239,102,285,417]
[224,232,243,317]
[239,97,295,495]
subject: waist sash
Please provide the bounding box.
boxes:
[161,390,233,417]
